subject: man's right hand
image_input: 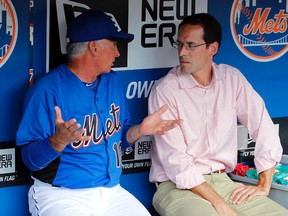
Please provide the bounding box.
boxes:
[214,203,238,216]
[191,182,238,216]
[49,106,91,152]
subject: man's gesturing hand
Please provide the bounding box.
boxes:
[140,104,183,136]
[49,106,91,152]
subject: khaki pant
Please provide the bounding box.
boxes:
[153,173,288,216]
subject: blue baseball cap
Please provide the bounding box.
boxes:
[66,10,134,43]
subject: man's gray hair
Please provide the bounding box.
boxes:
[66,42,89,61]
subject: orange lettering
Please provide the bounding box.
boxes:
[273,10,288,33]
[243,8,270,35]
[243,8,288,35]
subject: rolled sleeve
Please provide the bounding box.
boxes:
[254,142,283,174]
[175,167,206,189]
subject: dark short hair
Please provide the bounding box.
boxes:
[179,13,222,49]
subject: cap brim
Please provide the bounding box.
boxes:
[109,32,134,43]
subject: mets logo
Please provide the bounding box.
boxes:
[0,0,18,68]
[230,0,288,62]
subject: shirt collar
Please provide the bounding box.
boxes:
[176,62,226,89]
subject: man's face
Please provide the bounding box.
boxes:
[177,24,213,76]
[96,39,120,73]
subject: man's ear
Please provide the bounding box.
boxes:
[88,41,98,54]
[209,41,219,57]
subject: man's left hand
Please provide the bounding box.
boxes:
[230,183,269,205]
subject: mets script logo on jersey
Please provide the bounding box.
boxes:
[230,0,288,62]
[0,0,18,68]
[72,103,122,149]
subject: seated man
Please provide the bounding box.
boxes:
[148,13,288,216]
[16,10,182,216]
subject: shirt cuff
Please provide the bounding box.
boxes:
[175,168,206,189]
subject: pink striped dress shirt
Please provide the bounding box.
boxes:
[148,63,283,189]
